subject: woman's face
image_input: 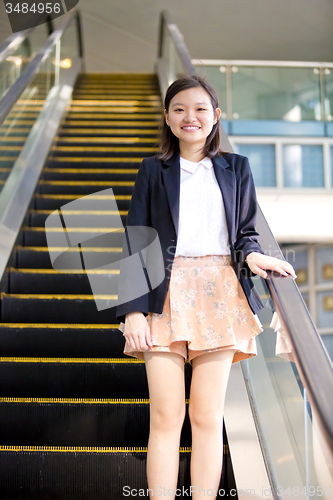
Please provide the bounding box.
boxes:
[164,87,220,151]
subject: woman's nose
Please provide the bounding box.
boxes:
[184,112,196,122]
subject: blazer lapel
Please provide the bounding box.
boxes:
[212,155,236,246]
[161,151,181,237]
[161,152,236,245]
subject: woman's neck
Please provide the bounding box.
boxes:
[179,143,205,163]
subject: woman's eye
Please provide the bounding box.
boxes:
[175,108,183,112]
[197,108,206,111]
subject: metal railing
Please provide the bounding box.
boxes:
[156,8,333,493]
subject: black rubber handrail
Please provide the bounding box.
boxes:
[158,10,333,455]
[0,10,83,128]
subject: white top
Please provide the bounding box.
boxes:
[174,156,231,257]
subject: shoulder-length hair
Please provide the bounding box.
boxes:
[158,74,229,161]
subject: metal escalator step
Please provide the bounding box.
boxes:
[0,448,192,499]
[9,268,120,295]
[0,398,157,448]
[36,180,134,195]
[58,128,158,136]
[50,146,158,153]
[0,324,124,357]
[33,193,131,211]
[29,210,127,227]
[17,244,123,265]
[1,293,118,324]
[0,358,149,399]
[54,137,158,143]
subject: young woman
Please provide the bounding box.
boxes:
[116,75,296,498]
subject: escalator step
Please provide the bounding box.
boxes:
[9,269,120,295]
[36,181,134,195]
[0,398,191,447]
[1,293,118,324]
[0,324,124,358]
[0,358,149,398]
[29,209,127,226]
[33,193,131,210]
[0,448,191,500]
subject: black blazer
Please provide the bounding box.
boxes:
[115,151,266,324]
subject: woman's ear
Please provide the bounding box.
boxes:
[164,109,169,126]
[214,108,222,124]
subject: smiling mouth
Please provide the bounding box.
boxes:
[181,126,201,130]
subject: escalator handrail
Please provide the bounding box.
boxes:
[0,28,35,64]
[0,9,82,128]
[158,10,196,76]
[157,10,333,455]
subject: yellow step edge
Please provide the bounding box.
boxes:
[34,194,131,199]
[54,136,158,142]
[70,101,161,106]
[0,156,18,161]
[43,168,139,174]
[0,127,30,132]
[58,128,158,134]
[8,268,120,274]
[38,180,135,185]
[1,293,117,299]
[59,122,159,128]
[0,147,22,151]
[28,209,128,214]
[0,323,120,328]
[47,157,143,163]
[0,397,190,404]
[15,246,122,253]
[69,107,162,112]
[0,167,12,171]
[50,147,158,153]
[0,397,151,404]
[0,357,143,363]
[22,227,123,233]
[65,114,161,119]
[0,446,191,453]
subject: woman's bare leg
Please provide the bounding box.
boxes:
[143,351,186,498]
[188,349,236,499]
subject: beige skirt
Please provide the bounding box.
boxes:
[118,254,264,365]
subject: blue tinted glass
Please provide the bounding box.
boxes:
[283,248,308,285]
[316,246,333,285]
[316,290,333,328]
[233,144,276,187]
[283,145,324,187]
[331,146,333,187]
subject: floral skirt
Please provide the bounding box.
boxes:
[118,254,264,365]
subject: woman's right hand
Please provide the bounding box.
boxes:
[124,311,153,350]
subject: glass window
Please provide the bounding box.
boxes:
[283,247,308,286]
[283,144,324,188]
[316,290,333,328]
[231,66,321,121]
[233,144,276,187]
[195,65,227,118]
[316,246,333,284]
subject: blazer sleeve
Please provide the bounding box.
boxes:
[233,156,266,278]
[115,158,151,324]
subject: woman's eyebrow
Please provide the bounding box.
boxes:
[171,101,209,107]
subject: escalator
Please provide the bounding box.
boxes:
[0,72,236,497]
[0,8,332,500]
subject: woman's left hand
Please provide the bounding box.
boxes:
[245,252,297,280]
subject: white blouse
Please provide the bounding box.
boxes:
[174,156,231,257]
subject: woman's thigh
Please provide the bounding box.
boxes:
[189,349,236,420]
[143,351,186,421]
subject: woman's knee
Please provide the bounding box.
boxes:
[150,401,186,433]
[188,401,224,430]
